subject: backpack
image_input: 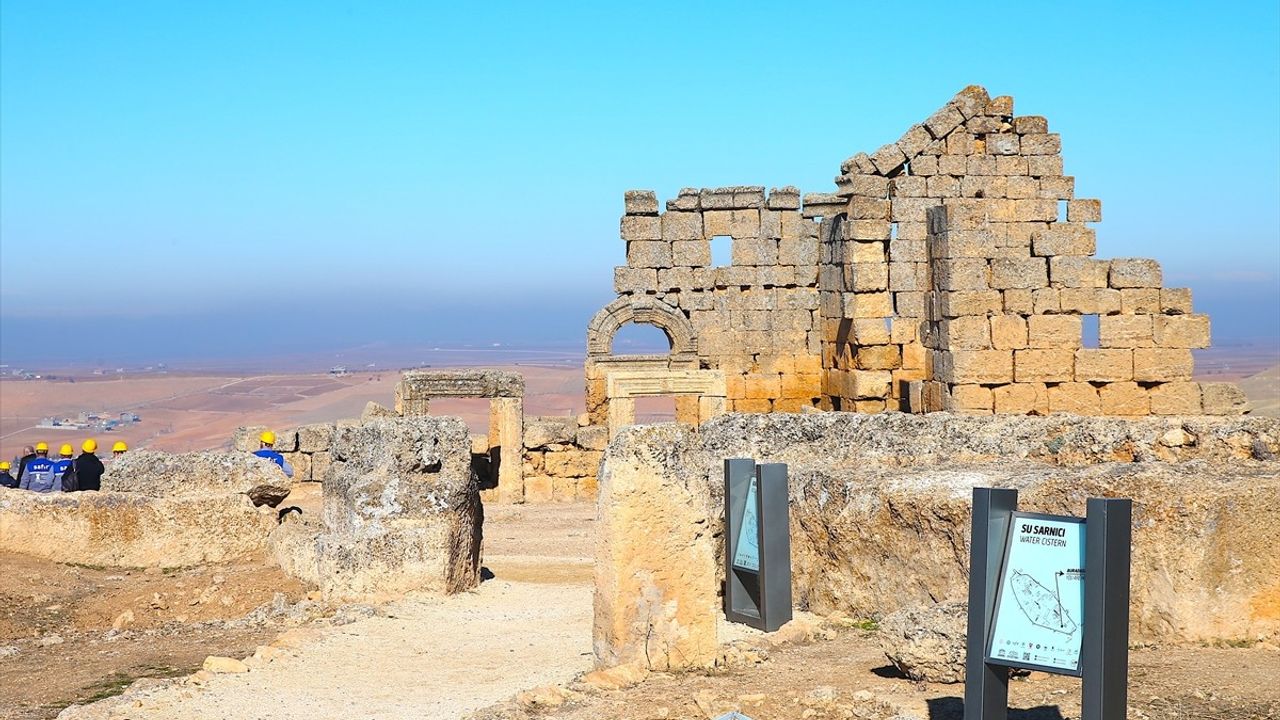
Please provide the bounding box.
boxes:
[61,464,78,492]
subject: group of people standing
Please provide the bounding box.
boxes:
[0,439,128,492]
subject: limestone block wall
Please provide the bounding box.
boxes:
[598,85,1247,419]
[589,186,833,422]
[518,416,608,503]
[233,423,337,485]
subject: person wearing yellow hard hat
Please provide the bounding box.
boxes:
[73,439,105,492]
[112,441,128,457]
[252,430,294,478]
[0,461,16,489]
[18,441,60,493]
[52,444,75,492]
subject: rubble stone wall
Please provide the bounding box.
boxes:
[594,412,1280,668]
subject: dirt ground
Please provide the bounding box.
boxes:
[6,501,1278,720]
[0,551,309,719]
[475,621,1280,720]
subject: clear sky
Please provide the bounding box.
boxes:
[2,1,1277,365]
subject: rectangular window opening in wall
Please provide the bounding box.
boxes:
[1082,314,1100,348]
[1059,200,1069,222]
[634,395,677,424]
[890,222,899,240]
[710,235,732,267]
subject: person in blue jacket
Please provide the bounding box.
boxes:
[52,444,75,491]
[18,442,60,493]
[252,430,294,478]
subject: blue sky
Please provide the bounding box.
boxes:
[1,1,1277,364]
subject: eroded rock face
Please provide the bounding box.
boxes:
[0,489,276,567]
[316,416,482,601]
[593,424,718,671]
[595,412,1280,663]
[879,602,968,683]
[103,450,293,507]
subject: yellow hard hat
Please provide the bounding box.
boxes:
[59,444,73,457]
[35,441,49,452]
[83,439,98,453]
[259,430,276,445]
[112,441,128,453]
[0,462,9,471]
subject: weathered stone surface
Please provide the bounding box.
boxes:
[103,450,293,507]
[0,489,276,568]
[523,416,577,449]
[296,423,336,453]
[600,413,1280,650]
[575,425,610,452]
[879,601,968,683]
[316,416,482,601]
[361,401,398,420]
[231,425,269,452]
[396,369,525,405]
[594,424,717,671]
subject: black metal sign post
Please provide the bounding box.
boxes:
[965,488,1132,720]
[723,458,792,632]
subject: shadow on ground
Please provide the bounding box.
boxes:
[928,698,1066,720]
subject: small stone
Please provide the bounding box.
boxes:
[202,656,249,673]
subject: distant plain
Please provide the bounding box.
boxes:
[2,344,1275,461]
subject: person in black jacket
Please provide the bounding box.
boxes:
[0,461,16,489]
[73,439,105,492]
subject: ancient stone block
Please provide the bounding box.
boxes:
[1161,288,1193,314]
[940,290,1002,317]
[1026,155,1064,177]
[966,155,997,176]
[671,239,711,267]
[871,143,908,174]
[544,449,603,478]
[897,124,933,157]
[523,475,554,503]
[1200,382,1250,416]
[614,267,657,294]
[661,211,703,241]
[857,345,902,370]
[1153,314,1211,348]
[1067,199,1102,223]
[104,450,293,507]
[990,257,1047,289]
[1120,288,1162,314]
[1015,349,1074,383]
[892,175,927,197]
[935,258,990,290]
[1109,258,1162,288]
[853,370,894,399]
[950,384,993,413]
[937,154,967,175]
[986,133,1019,155]
[1058,288,1121,315]
[624,190,659,216]
[1099,315,1154,348]
[311,451,332,485]
[989,315,1028,350]
[1047,382,1101,415]
[730,236,777,266]
[523,417,576,449]
[1032,225,1096,256]
[767,186,802,209]
[627,240,673,268]
[946,350,1013,384]
[1037,176,1075,200]
[1149,382,1203,415]
[778,237,819,266]
[620,215,661,241]
[843,291,894,319]
[912,155,939,175]
[1027,315,1082,348]
[1099,382,1150,416]
[925,105,965,138]
[1074,349,1132,382]
[1133,348,1194,382]
[992,382,1049,415]
[320,417,481,601]
[1050,257,1109,288]
[942,316,992,349]
[1020,133,1061,155]
[1013,116,1048,134]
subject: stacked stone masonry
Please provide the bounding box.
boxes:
[591,85,1247,418]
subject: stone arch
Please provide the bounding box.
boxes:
[586,296,697,361]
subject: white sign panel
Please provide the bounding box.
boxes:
[987,512,1086,675]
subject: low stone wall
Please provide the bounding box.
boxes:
[233,423,340,485]
[594,412,1280,669]
[269,416,483,602]
[0,489,277,568]
[517,416,608,502]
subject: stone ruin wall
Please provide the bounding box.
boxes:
[593,86,1249,419]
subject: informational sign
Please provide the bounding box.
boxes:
[732,477,760,572]
[987,512,1086,675]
